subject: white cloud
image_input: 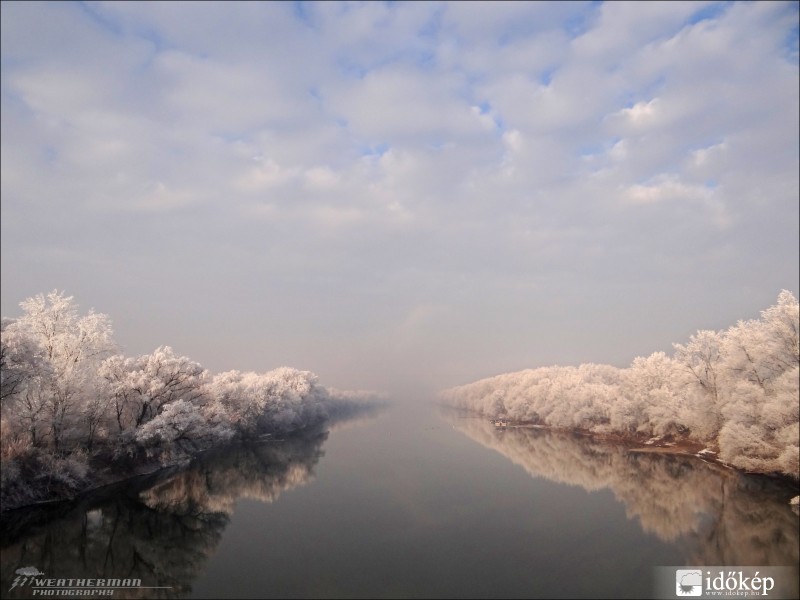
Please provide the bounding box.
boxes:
[304,166,341,190]
[324,64,487,143]
[624,175,714,205]
[134,182,195,212]
[1,1,797,393]
[617,99,660,124]
[236,159,301,193]
[690,141,727,167]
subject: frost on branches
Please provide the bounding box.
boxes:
[0,290,377,510]
[440,291,799,479]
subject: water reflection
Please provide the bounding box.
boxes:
[1,406,383,599]
[2,403,796,600]
[444,412,799,569]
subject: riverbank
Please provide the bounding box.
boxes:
[482,417,800,490]
[2,397,390,515]
[1,442,208,516]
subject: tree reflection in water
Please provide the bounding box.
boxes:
[2,405,796,599]
[1,426,332,598]
[446,413,799,569]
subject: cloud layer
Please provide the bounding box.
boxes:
[2,1,798,395]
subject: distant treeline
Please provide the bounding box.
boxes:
[0,290,378,510]
[440,291,799,479]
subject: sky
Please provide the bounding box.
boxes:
[1,1,798,398]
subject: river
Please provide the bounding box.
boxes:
[1,399,797,599]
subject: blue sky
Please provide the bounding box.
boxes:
[2,1,798,396]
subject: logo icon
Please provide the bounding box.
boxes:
[676,569,703,596]
[9,566,44,592]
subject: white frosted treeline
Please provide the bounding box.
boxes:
[0,290,380,509]
[440,291,799,479]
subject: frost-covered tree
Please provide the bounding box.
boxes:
[718,367,799,475]
[762,290,800,370]
[1,318,42,403]
[100,346,207,430]
[98,354,138,433]
[720,292,799,392]
[673,329,725,438]
[4,374,48,449]
[612,352,678,435]
[723,319,771,390]
[135,399,233,464]
[208,367,329,436]
[440,291,800,479]
[1,289,380,509]
[1,318,49,453]
[15,290,115,366]
[715,292,799,475]
[258,367,329,431]
[1,291,115,451]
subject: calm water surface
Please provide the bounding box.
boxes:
[2,400,798,599]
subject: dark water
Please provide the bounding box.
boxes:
[1,400,798,599]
